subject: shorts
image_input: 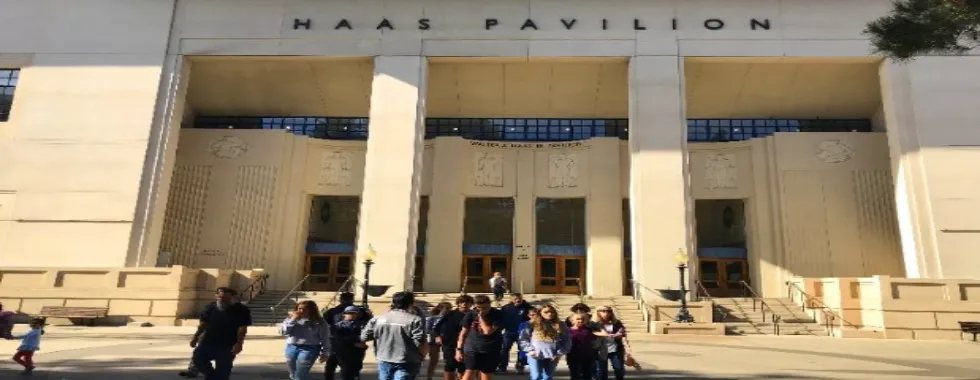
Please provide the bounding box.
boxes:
[442,348,465,373]
[464,351,499,374]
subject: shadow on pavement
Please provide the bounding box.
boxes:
[0,357,835,380]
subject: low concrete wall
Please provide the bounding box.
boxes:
[791,275,980,340]
[0,266,265,326]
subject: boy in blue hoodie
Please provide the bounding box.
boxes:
[8,317,44,376]
[328,306,369,380]
[513,308,537,374]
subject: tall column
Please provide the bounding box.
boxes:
[879,61,935,279]
[424,137,465,292]
[127,55,190,267]
[512,150,536,294]
[355,56,428,293]
[587,138,624,296]
[627,56,693,299]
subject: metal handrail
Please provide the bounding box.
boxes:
[460,276,470,295]
[629,279,652,331]
[323,276,359,310]
[270,274,311,317]
[785,281,861,336]
[693,280,728,323]
[738,281,780,335]
[571,277,585,303]
[239,273,269,305]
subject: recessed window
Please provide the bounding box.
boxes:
[0,69,19,122]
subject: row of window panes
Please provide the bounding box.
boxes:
[0,69,19,122]
[194,117,872,142]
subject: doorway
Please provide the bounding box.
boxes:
[305,253,354,291]
[694,199,750,297]
[536,256,585,294]
[698,258,748,297]
[462,255,510,293]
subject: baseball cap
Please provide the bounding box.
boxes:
[343,306,360,314]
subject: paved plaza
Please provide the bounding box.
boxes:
[1,326,979,379]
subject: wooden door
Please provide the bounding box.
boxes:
[536,256,585,294]
[305,254,354,291]
[697,258,749,297]
[461,255,510,293]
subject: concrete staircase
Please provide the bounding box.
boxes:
[247,291,648,335]
[713,297,828,336]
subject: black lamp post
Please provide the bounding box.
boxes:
[361,247,377,308]
[674,249,695,323]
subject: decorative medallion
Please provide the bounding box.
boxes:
[547,153,579,188]
[704,153,737,189]
[208,136,248,159]
[473,152,504,187]
[318,151,353,187]
[816,140,854,163]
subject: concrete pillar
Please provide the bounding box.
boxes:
[127,55,190,267]
[355,56,428,293]
[627,56,693,299]
[424,137,465,292]
[587,138,624,296]
[879,61,934,279]
[512,150,536,294]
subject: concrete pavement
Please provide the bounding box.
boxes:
[1,326,980,379]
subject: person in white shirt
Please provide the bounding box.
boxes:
[488,273,508,303]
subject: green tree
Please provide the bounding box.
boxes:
[865,0,980,60]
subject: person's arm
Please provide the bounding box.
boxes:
[232,307,252,354]
[191,304,212,347]
[319,322,331,357]
[279,317,298,336]
[557,327,571,356]
[517,325,532,354]
[456,313,472,349]
[412,316,427,354]
[360,317,377,342]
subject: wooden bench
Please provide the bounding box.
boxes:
[37,306,109,326]
[958,321,980,341]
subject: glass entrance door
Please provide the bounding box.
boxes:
[305,254,354,291]
[462,256,510,293]
[698,258,749,297]
[536,256,585,294]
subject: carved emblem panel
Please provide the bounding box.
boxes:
[548,153,579,188]
[704,153,737,189]
[816,140,855,163]
[318,151,353,187]
[473,152,504,187]
[208,136,248,159]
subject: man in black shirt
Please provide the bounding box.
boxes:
[497,293,533,373]
[435,294,474,380]
[455,295,503,380]
[322,292,373,380]
[190,287,252,380]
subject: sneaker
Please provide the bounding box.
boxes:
[20,366,34,376]
[178,370,199,378]
[516,365,525,374]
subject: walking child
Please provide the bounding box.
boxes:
[329,306,369,380]
[8,317,44,376]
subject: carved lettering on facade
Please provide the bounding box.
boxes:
[816,140,854,163]
[473,152,504,187]
[704,153,737,189]
[548,153,579,188]
[209,136,248,159]
[318,151,353,186]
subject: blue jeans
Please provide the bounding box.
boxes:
[285,344,320,380]
[191,344,236,380]
[527,357,557,380]
[377,361,420,380]
[596,350,626,380]
[498,332,521,370]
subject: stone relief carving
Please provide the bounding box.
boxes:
[548,153,579,188]
[816,140,854,163]
[704,153,737,189]
[318,151,353,187]
[208,136,248,159]
[473,152,504,187]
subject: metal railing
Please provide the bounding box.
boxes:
[269,274,311,317]
[785,281,861,337]
[693,280,728,323]
[738,281,781,335]
[629,279,652,331]
[323,276,359,311]
[460,276,470,295]
[239,274,269,305]
[571,277,586,303]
